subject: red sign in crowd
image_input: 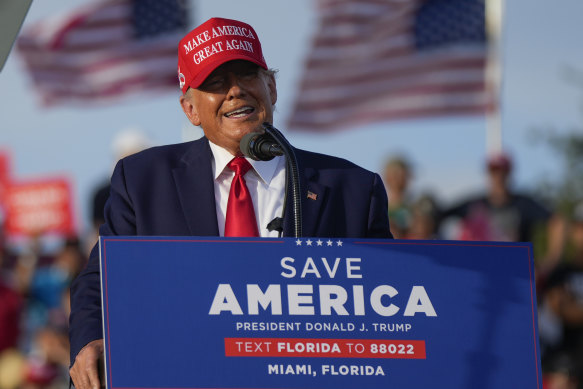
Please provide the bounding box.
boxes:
[0,150,75,237]
[0,152,10,208]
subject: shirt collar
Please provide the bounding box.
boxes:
[208,139,282,185]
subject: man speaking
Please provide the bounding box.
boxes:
[69,17,392,389]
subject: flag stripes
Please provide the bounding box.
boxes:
[288,0,491,131]
[17,0,188,106]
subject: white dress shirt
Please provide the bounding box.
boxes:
[208,140,286,237]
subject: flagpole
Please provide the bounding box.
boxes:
[485,0,505,155]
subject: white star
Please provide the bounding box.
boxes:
[306,239,313,246]
[296,239,302,246]
[336,240,343,247]
[316,240,323,246]
[327,240,333,246]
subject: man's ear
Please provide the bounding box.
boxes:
[267,74,277,106]
[179,92,201,126]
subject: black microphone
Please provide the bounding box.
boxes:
[240,131,283,161]
[266,217,284,235]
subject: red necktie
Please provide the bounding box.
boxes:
[224,157,259,237]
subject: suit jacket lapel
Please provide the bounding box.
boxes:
[283,151,328,238]
[172,138,219,236]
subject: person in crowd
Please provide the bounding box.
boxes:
[0,226,84,388]
[16,237,81,349]
[539,201,583,383]
[542,352,580,389]
[0,245,21,354]
[0,348,25,389]
[442,152,552,242]
[91,127,152,230]
[69,17,392,389]
[0,230,24,389]
[383,156,413,238]
[404,193,442,240]
[13,237,83,388]
[88,128,152,255]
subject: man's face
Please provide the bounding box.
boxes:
[384,165,409,193]
[487,166,510,190]
[180,60,277,155]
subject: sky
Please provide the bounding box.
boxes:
[0,0,582,236]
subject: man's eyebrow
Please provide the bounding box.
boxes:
[202,74,223,83]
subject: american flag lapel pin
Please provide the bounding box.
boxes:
[307,191,318,201]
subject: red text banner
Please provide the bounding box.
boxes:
[0,150,11,208]
[4,178,75,236]
[225,338,426,359]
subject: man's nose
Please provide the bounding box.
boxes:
[225,73,246,99]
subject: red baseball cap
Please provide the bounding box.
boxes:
[177,17,268,94]
[486,152,512,171]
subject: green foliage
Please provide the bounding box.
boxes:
[534,131,583,217]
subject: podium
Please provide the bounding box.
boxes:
[100,237,542,389]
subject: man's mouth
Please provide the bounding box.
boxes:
[224,106,255,118]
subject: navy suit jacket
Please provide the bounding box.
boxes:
[69,137,392,362]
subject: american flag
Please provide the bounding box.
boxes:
[16,0,189,106]
[288,0,493,131]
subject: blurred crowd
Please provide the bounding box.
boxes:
[384,152,583,389]
[0,146,581,388]
[0,128,151,389]
[0,235,82,389]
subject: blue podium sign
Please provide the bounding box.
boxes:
[99,237,542,389]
